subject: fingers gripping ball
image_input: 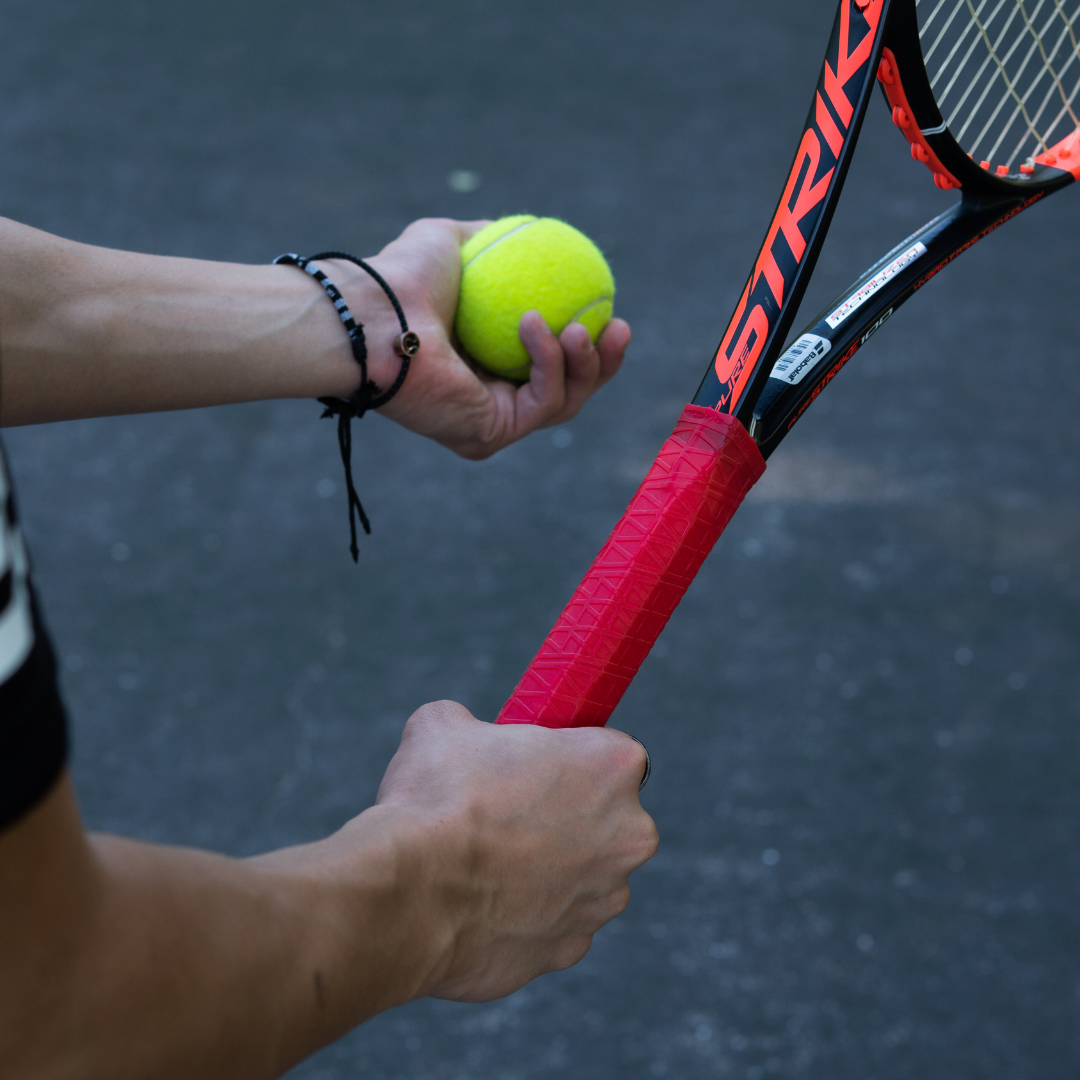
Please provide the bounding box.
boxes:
[455,216,615,382]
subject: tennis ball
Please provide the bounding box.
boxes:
[455,215,615,382]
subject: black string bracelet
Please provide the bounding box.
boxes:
[273,252,420,562]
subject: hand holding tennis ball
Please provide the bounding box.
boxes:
[338,218,628,460]
[455,216,616,382]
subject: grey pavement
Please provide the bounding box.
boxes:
[1,1,1079,1077]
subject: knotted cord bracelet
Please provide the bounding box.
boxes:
[274,251,420,562]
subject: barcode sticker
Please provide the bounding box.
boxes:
[768,334,831,385]
[825,241,927,329]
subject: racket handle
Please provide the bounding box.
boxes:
[496,404,766,728]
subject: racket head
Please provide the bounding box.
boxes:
[885,0,1080,195]
[703,0,1080,455]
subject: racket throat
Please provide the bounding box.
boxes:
[695,0,894,422]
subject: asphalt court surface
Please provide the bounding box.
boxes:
[1,2,1079,1077]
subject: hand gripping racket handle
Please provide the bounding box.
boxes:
[496,405,766,728]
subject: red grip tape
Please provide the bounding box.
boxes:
[496,404,766,728]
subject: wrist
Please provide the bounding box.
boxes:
[318,258,409,397]
[255,803,466,1021]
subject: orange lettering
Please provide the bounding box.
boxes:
[823,61,853,127]
[816,92,844,157]
[713,282,749,384]
[753,128,833,305]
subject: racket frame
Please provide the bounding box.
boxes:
[496,0,1080,729]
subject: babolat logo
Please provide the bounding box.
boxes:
[769,334,832,385]
[860,308,893,345]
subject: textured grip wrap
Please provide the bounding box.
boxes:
[496,404,766,728]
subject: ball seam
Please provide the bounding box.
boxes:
[462,218,539,270]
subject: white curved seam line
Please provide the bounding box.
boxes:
[569,296,613,325]
[463,220,537,271]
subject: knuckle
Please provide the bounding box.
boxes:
[578,729,648,783]
[408,699,474,729]
[612,733,650,780]
[571,727,624,766]
[606,884,632,919]
[459,443,495,462]
[617,812,659,867]
[638,817,661,860]
[551,936,593,972]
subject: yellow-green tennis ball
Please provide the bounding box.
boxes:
[455,215,615,382]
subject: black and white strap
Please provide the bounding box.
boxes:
[0,450,34,685]
[274,251,420,562]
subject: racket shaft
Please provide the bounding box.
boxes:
[496,406,765,728]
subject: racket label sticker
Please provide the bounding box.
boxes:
[825,242,927,329]
[768,334,832,385]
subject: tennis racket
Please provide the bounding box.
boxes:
[497,0,1080,729]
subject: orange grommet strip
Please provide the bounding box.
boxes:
[996,164,1010,175]
[878,47,961,192]
[1034,129,1080,179]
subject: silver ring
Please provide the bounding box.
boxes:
[627,735,652,791]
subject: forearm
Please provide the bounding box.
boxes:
[0,215,631,461]
[0,217,402,426]
[1,779,451,1080]
[2,706,655,1077]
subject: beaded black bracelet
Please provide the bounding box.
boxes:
[274,251,420,562]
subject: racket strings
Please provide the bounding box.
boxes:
[916,0,1080,167]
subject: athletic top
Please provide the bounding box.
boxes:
[0,437,68,833]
